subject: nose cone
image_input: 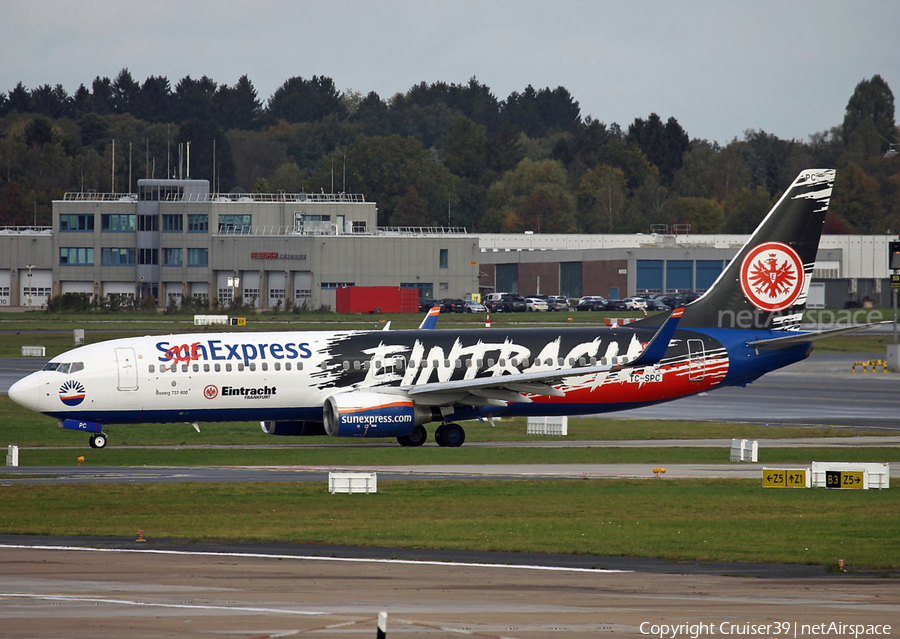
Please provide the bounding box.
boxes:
[8,374,42,412]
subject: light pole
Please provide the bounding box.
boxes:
[25,264,34,308]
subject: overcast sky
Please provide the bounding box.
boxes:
[2,0,898,144]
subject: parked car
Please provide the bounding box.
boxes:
[463,300,486,313]
[437,298,467,313]
[525,297,549,312]
[484,293,526,313]
[645,298,671,311]
[545,295,570,311]
[575,296,610,311]
[622,297,647,311]
[418,299,438,312]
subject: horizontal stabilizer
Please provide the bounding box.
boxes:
[627,307,682,367]
[747,322,890,350]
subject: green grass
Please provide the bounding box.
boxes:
[13,445,900,468]
[2,395,891,451]
[1,480,897,568]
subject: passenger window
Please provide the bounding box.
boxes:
[274,362,281,371]
[225,363,232,372]
[249,363,256,371]
[204,364,210,372]
[192,364,199,372]
[181,364,188,372]
[237,363,244,372]
[261,363,267,371]
[285,362,291,371]
[214,363,221,372]
[342,361,350,371]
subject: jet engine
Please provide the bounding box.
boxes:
[323,391,431,438]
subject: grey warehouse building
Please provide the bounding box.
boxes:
[0,179,479,310]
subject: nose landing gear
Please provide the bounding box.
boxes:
[89,433,108,449]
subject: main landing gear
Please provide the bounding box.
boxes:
[435,423,465,447]
[89,432,108,449]
[395,423,466,448]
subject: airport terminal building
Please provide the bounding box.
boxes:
[0,179,479,310]
[0,178,893,310]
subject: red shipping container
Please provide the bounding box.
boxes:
[399,287,420,313]
[335,286,406,314]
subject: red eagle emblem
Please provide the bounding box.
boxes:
[748,253,797,300]
[739,242,804,312]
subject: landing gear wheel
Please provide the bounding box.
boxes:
[89,433,108,449]
[396,425,427,447]
[435,423,465,447]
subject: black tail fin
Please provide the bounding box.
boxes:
[642,169,835,331]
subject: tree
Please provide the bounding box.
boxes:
[576,165,626,233]
[739,129,795,196]
[309,135,456,227]
[112,68,140,115]
[501,85,581,138]
[24,117,55,148]
[136,75,172,122]
[215,75,263,130]
[172,75,218,123]
[7,82,32,113]
[91,76,115,115]
[722,186,771,234]
[268,75,346,123]
[667,196,724,234]
[842,75,898,160]
[0,182,27,226]
[829,162,884,233]
[440,115,487,179]
[482,158,576,233]
[177,118,236,190]
[626,113,690,185]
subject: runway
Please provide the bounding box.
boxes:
[0,542,897,638]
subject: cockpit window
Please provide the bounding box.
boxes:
[41,362,84,374]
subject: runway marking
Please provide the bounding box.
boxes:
[0,592,325,616]
[0,543,631,574]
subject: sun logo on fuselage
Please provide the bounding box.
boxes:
[59,380,86,406]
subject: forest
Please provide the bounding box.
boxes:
[1,70,898,235]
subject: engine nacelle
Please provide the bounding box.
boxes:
[260,420,327,437]
[323,391,430,438]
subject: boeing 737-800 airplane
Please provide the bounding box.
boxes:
[10,170,851,448]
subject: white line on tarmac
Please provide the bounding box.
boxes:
[0,543,631,574]
[0,592,326,616]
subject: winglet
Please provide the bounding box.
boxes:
[628,307,683,367]
[418,306,442,330]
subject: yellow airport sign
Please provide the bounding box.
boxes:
[825,470,866,489]
[762,468,809,488]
